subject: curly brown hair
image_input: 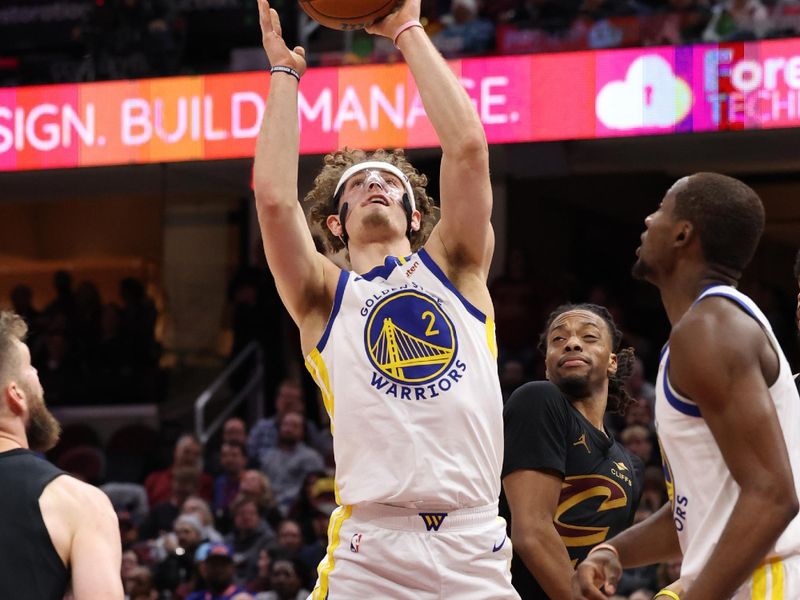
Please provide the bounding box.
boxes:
[305,148,439,254]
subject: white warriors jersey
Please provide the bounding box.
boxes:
[656,285,800,584]
[304,249,503,509]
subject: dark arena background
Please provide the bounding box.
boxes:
[1,1,798,598]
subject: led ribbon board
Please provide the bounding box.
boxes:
[2,39,800,171]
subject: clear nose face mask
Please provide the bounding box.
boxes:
[353,169,405,203]
[332,161,418,246]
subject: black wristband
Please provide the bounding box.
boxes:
[270,65,300,81]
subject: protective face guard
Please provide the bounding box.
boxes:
[332,161,417,246]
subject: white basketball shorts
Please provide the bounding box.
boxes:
[307,503,520,600]
[730,555,800,600]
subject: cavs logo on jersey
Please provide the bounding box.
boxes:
[365,291,458,385]
[554,475,628,548]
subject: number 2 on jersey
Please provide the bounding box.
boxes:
[421,311,440,336]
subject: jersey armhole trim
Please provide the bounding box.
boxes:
[697,290,785,387]
[664,356,703,418]
[418,248,487,324]
[316,269,349,354]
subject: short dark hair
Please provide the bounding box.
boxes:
[538,303,636,415]
[794,249,800,280]
[673,173,764,272]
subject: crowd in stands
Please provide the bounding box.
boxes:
[51,373,674,599]
[9,270,162,406]
[50,378,332,600]
[5,0,800,86]
[12,242,797,599]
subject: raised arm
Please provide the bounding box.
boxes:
[367,2,493,278]
[666,304,798,600]
[254,0,335,330]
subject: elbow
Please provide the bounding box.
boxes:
[510,526,542,559]
[752,480,799,530]
[780,491,799,526]
[769,478,799,525]
[254,187,283,212]
[447,132,489,165]
[512,535,537,560]
[460,132,489,157]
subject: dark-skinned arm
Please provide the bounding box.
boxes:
[504,469,573,600]
[667,303,798,600]
[572,502,681,600]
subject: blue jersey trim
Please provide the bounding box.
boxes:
[658,342,669,363]
[663,356,702,418]
[359,255,410,282]
[696,290,759,322]
[317,270,349,353]
[417,248,487,323]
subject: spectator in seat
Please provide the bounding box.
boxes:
[187,543,251,600]
[620,424,656,466]
[145,433,213,507]
[272,520,304,560]
[154,513,206,594]
[432,0,496,56]
[140,466,200,540]
[248,380,328,460]
[703,0,771,41]
[182,495,225,542]
[257,413,324,514]
[254,559,309,600]
[214,440,248,515]
[225,495,276,585]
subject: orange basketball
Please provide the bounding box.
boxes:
[298,0,400,31]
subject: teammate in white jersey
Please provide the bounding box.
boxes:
[573,173,800,600]
[253,1,517,598]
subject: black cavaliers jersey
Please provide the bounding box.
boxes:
[0,449,69,600]
[501,381,643,600]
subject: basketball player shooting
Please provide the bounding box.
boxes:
[253,0,519,598]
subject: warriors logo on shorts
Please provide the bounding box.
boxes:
[350,533,362,553]
[364,291,458,385]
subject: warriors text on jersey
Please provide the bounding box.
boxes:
[304,250,503,509]
[502,381,643,599]
[656,285,800,586]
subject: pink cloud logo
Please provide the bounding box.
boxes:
[596,55,693,130]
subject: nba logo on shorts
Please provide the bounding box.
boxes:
[350,533,362,553]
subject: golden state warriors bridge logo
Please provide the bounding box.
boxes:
[365,290,466,399]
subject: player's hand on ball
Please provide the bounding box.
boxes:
[257,0,307,75]
[365,0,421,39]
[571,549,622,600]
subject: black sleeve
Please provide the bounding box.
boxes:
[502,381,571,479]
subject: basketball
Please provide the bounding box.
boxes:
[298,0,400,31]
